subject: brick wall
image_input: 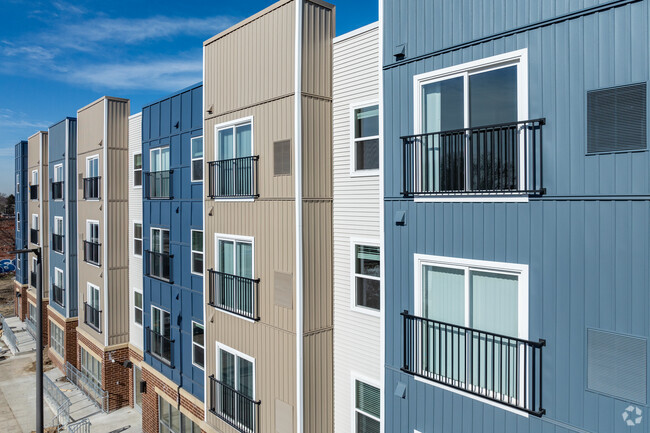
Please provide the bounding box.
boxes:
[128,348,144,408]
[26,291,49,347]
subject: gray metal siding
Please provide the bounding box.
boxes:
[383,0,650,432]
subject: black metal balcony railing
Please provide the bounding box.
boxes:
[30,271,37,288]
[401,311,545,416]
[83,240,101,266]
[145,170,173,199]
[52,233,64,254]
[51,181,63,200]
[84,302,101,332]
[401,119,545,196]
[146,327,174,367]
[208,269,260,321]
[29,184,38,200]
[208,156,259,199]
[30,228,39,245]
[52,283,64,308]
[145,250,172,282]
[209,375,260,433]
[83,177,100,200]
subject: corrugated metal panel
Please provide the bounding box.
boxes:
[332,24,381,433]
[301,0,334,98]
[128,113,143,350]
[303,329,333,433]
[301,96,332,198]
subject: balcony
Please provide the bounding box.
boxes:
[401,311,545,416]
[52,283,64,308]
[208,269,260,321]
[400,119,545,197]
[84,302,101,332]
[208,156,259,199]
[146,327,174,367]
[209,375,260,433]
[145,170,173,199]
[30,271,37,288]
[29,185,38,200]
[30,228,39,245]
[51,181,63,200]
[52,233,64,254]
[83,177,100,200]
[83,240,101,266]
[145,250,172,283]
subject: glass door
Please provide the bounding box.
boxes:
[150,147,170,197]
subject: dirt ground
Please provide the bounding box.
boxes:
[0,273,14,318]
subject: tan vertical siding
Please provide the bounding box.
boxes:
[301,1,334,99]
[303,330,333,433]
[301,96,332,198]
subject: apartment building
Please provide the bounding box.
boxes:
[47,117,79,372]
[14,140,28,320]
[383,0,650,432]
[332,22,382,433]
[26,130,50,347]
[139,83,205,433]
[201,1,334,432]
[128,111,144,411]
[76,96,131,412]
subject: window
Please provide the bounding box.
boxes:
[31,214,39,245]
[85,221,100,265]
[53,268,64,307]
[150,306,172,363]
[32,214,38,230]
[158,395,201,433]
[87,221,99,243]
[354,380,380,433]
[54,164,63,182]
[191,230,203,275]
[16,212,19,231]
[150,146,171,198]
[29,302,36,324]
[133,223,143,257]
[50,321,64,358]
[54,217,63,235]
[87,156,99,178]
[134,291,143,326]
[216,236,254,315]
[353,244,380,312]
[414,51,528,195]
[16,173,19,196]
[414,255,528,405]
[211,119,256,198]
[84,156,100,199]
[53,216,64,254]
[80,346,101,387]
[352,104,379,172]
[32,170,38,186]
[192,322,204,369]
[149,227,170,281]
[191,137,203,182]
[215,343,255,428]
[87,283,100,309]
[86,283,101,332]
[217,121,252,161]
[134,153,142,187]
[16,255,20,271]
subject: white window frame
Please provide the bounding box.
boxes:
[191,229,203,276]
[31,169,38,186]
[50,320,65,358]
[53,216,64,255]
[53,163,63,182]
[212,116,255,202]
[133,153,142,188]
[16,173,19,195]
[79,345,102,385]
[412,49,529,203]
[16,212,19,231]
[214,233,256,322]
[191,321,204,369]
[133,221,143,258]
[413,253,529,415]
[133,289,143,328]
[16,255,20,271]
[349,101,380,177]
[86,220,99,243]
[351,374,382,433]
[215,342,255,399]
[85,155,100,201]
[32,257,37,273]
[150,227,170,254]
[54,267,63,290]
[190,136,204,182]
[350,238,381,317]
[31,214,38,230]
[87,282,100,310]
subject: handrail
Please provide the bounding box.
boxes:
[146,326,174,367]
[209,375,260,433]
[44,373,71,427]
[208,269,260,321]
[0,314,18,353]
[207,155,259,199]
[65,361,108,413]
[145,169,173,199]
[84,302,101,333]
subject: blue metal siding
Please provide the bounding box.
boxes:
[383,1,650,432]
[141,82,204,400]
[48,118,78,318]
[15,140,28,284]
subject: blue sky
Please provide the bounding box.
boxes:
[0,0,378,194]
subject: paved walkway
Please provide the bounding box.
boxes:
[2,315,36,354]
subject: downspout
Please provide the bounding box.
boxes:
[294,1,304,432]
[65,119,70,318]
[103,99,109,347]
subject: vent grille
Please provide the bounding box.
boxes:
[587,83,647,153]
[274,140,291,176]
[587,328,647,404]
[274,271,293,309]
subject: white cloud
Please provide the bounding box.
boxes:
[0,108,50,129]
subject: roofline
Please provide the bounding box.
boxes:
[333,21,379,43]
[204,0,334,46]
[77,96,129,114]
[129,112,142,120]
[141,81,203,109]
[49,117,76,129]
[28,131,47,140]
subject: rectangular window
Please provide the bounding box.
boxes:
[216,236,254,316]
[80,346,101,387]
[191,230,203,275]
[134,291,143,326]
[149,227,170,281]
[150,306,172,363]
[149,147,171,198]
[158,395,201,433]
[54,164,63,182]
[16,212,19,231]
[215,343,255,429]
[16,173,19,195]
[354,244,380,312]
[212,119,255,198]
[53,268,64,307]
[134,153,142,187]
[86,283,101,331]
[54,217,63,235]
[32,170,38,186]
[217,122,252,161]
[85,221,100,265]
[32,214,38,230]
[86,156,99,178]
[192,322,204,369]
[133,223,143,257]
[352,104,380,172]
[16,255,20,271]
[84,156,100,200]
[191,137,203,182]
[354,380,381,433]
[50,321,64,358]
